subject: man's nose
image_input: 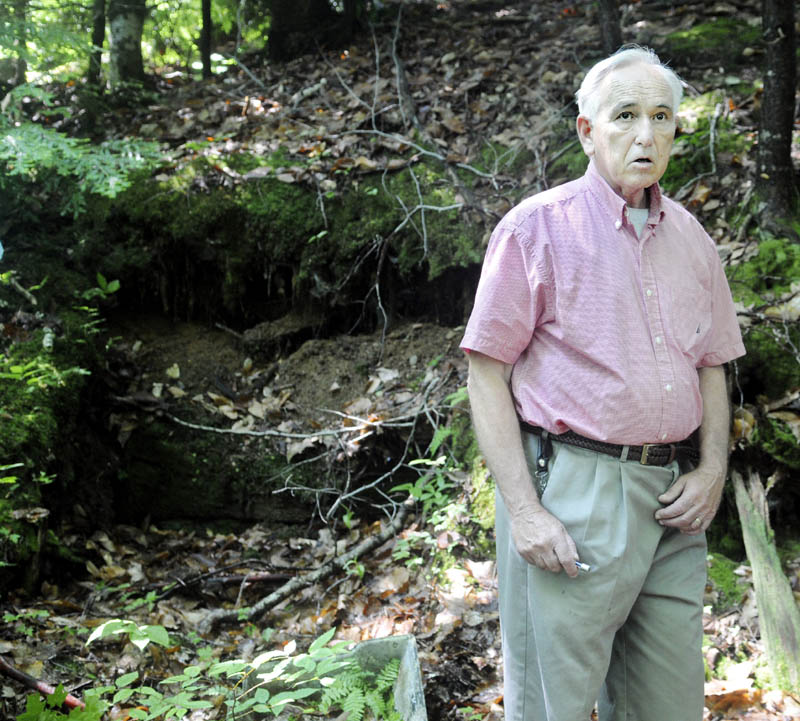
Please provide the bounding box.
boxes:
[635,119,655,145]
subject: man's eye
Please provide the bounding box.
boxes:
[654,112,668,121]
[618,111,633,120]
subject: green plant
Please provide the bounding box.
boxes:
[2,608,50,636]
[393,455,454,518]
[391,454,466,575]
[85,619,171,651]
[16,685,108,721]
[345,558,366,580]
[77,273,120,303]
[19,622,403,720]
[0,86,161,219]
[317,658,402,721]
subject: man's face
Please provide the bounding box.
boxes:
[577,63,676,208]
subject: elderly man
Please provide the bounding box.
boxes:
[462,47,745,721]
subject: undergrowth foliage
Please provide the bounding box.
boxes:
[0,85,161,220]
[15,625,403,720]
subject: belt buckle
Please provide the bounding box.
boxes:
[640,443,677,465]
[640,444,656,465]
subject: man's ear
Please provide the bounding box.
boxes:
[576,115,594,156]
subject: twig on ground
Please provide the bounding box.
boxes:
[214,322,244,340]
[0,656,85,710]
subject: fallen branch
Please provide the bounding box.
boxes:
[732,468,800,692]
[0,655,85,710]
[198,495,416,633]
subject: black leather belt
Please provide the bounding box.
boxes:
[520,422,698,467]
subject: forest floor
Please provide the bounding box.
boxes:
[3,318,800,720]
[4,0,800,718]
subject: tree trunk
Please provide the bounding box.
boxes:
[12,0,28,86]
[200,0,212,79]
[597,0,622,55]
[732,469,800,692]
[757,0,796,218]
[108,0,146,86]
[88,0,106,86]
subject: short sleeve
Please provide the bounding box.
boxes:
[697,246,746,367]
[460,220,551,364]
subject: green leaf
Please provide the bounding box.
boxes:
[114,687,136,703]
[46,684,68,708]
[208,659,248,677]
[269,687,319,708]
[308,627,336,654]
[116,671,139,688]
[16,693,46,721]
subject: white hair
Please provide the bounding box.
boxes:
[575,45,683,121]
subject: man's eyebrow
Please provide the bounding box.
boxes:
[610,101,673,115]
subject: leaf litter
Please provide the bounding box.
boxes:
[4,0,800,718]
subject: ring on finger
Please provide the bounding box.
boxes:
[692,516,702,527]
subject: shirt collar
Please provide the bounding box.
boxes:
[584,159,665,229]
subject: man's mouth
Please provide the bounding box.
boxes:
[633,158,653,165]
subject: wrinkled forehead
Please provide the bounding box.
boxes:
[596,63,674,115]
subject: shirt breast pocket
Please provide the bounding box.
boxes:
[670,283,711,355]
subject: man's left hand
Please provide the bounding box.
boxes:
[654,466,725,535]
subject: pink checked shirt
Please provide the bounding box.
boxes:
[461,161,745,445]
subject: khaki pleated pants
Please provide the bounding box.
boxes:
[495,433,707,721]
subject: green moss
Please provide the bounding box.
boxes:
[469,461,495,532]
[728,235,800,305]
[663,18,761,64]
[778,539,800,566]
[661,94,753,194]
[76,148,485,323]
[754,416,800,470]
[724,235,800,398]
[331,162,483,280]
[706,552,748,612]
[474,141,538,179]
[548,141,588,183]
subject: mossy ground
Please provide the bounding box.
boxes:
[662,18,762,66]
[0,301,101,587]
[74,149,484,328]
[706,552,749,612]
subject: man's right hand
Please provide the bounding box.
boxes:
[510,504,579,577]
[465,352,580,578]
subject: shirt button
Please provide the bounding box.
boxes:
[646,289,653,297]
[661,433,668,441]
[655,336,662,344]
[614,219,622,230]
[665,384,672,392]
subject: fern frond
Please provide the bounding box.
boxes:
[365,687,386,717]
[342,687,366,721]
[375,658,400,693]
